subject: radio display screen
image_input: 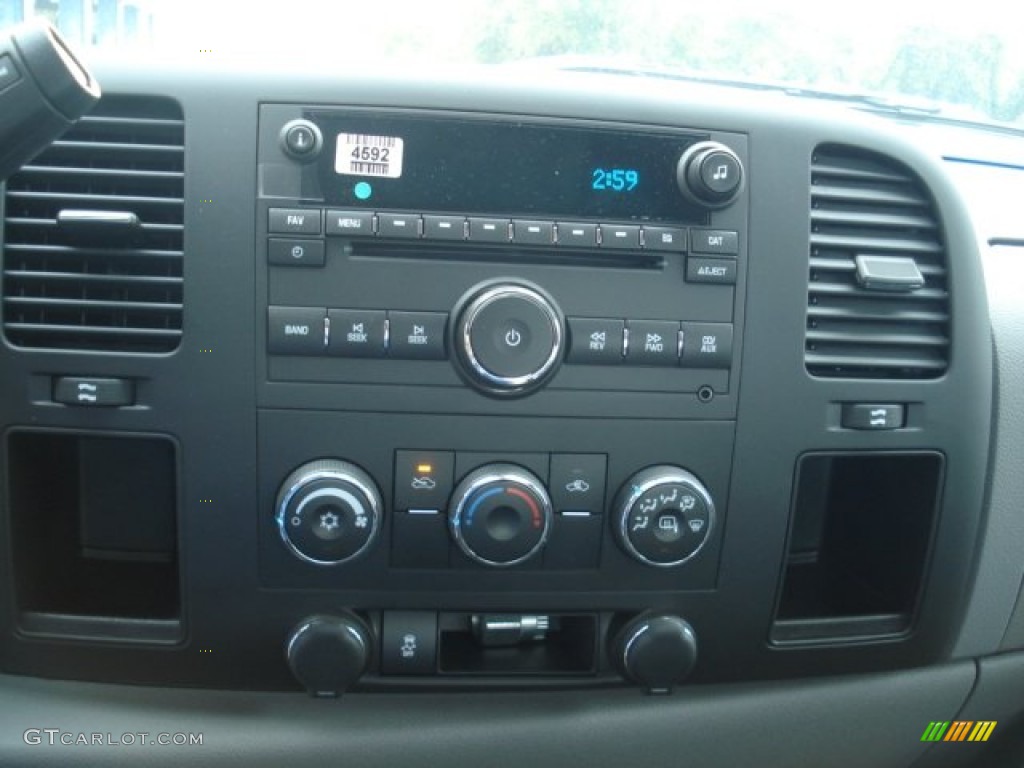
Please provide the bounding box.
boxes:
[309,111,708,223]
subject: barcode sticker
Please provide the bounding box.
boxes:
[335,133,404,178]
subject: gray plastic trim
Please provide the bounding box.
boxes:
[954,244,1024,657]
[0,663,974,767]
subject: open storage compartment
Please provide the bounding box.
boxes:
[771,451,943,644]
[6,430,181,643]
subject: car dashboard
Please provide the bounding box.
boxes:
[0,57,1023,767]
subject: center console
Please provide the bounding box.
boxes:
[256,105,747,691]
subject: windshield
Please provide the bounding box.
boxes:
[4,0,1022,127]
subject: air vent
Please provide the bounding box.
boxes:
[806,145,949,379]
[2,96,184,353]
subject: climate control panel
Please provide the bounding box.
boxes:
[273,451,715,573]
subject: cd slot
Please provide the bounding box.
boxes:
[348,240,667,270]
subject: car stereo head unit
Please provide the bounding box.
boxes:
[257,104,749,412]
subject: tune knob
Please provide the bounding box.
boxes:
[276,459,383,565]
[677,141,744,208]
[285,613,373,696]
[453,281,564,397]
[612,614,698,694]
[614,466,715,567]
[449,464,553,567]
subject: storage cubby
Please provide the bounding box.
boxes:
[7,431,181,642]
[771,452,943,644]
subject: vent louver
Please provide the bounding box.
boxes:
[806,145,949,379]
[2,96,184,353]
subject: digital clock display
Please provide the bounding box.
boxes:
[591,168,640,192]
[311,111,707,223]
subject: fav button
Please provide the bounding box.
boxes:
[269,208,321,235]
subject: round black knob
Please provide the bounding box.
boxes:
[614,466,715,567]
[276,459,383,565]
[454,281,564,396]
[677,141,744,208]
[612,614,698,693]
[449,464,553,567]
[280,119,323,162]
[285,614,372,697]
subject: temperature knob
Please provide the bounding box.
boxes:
[449,464,553,567]
[614,466,715,567]
[677,141,744,208]
[276,459,383,565]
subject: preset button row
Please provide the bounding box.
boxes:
[268,207,738,255]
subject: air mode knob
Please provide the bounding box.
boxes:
[614,466,715,567]
[453,281,564,397]
[677,141,744,208]
[276,459,383,565]
[449,464,554,567]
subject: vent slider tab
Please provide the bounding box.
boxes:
[854,255,924,293]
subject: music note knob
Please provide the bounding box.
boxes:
[676,141,744,209]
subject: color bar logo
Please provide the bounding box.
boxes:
[921,721,997,743]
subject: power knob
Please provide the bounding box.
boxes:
[453,280,564,397]
[677,141,744,208]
